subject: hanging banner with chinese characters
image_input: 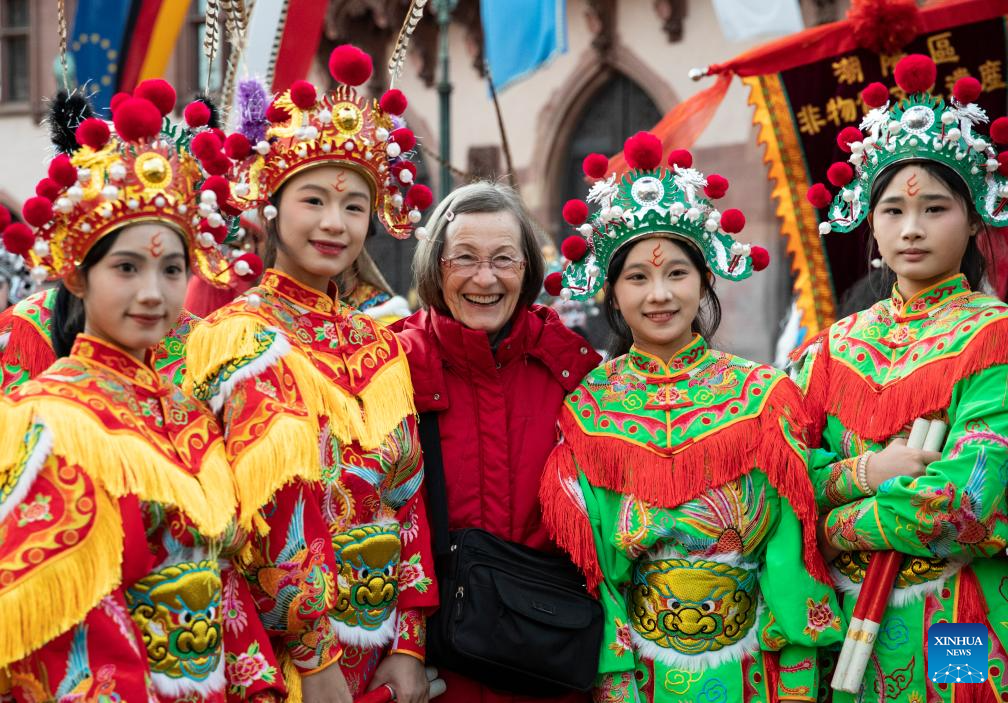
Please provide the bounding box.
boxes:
[697,0,1008,337]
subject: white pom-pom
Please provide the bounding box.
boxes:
[178,204,188,214]
[263,204,278,220]
[730,242,747,256]
[704,218,718,232]
[375,127,390,141]
[670,202,685,217]
[408,208,422,223]
[127,198,140,210]
[234,182,250,197]
[399,169,414,184]
[560,288,572,301]
[30,266,48,283]
[818,222,832,235]
[842,189,855,202]
[998,184,1008,198]
[235,259,252,276]
[207,212,223,228]
[850,141,865,155]
[850,153,864,167]
[386,142,402,158]
[587,264,600,277]
[941,111,957,125]
[414,226,429,240]
[198,202,213,217]
[77,167,91,183]
[154,196,166,207]
[200,190,217,204]
[67,185,84,202]
[578,223,593,237]
[109,163,127,181]
[55,197,73,213]
[887,120,902,135]
[609,205,624,219]
[686,207,700,221]
[33,238,49,256]
[304,126,319,140]
[599,207,612,222]
[255,140,271,155]
[198,232,214,247]
[246,293,261,309]
[973,138,988,151]
[321,142,332,153]
[317,109,332,124]
[392,193,404,208]
[947,128,962,142]
[986,158,999,172]
[79,222,92,233]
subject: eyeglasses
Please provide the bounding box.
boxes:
[439,254,527,277]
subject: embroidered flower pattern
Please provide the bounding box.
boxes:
[222,570,248,635]
[17,493,52,527]
[608,618,633,657]
[399,507,420,545]
[398,553,432,593]
[226,642,277,695]
[803,595,841,640]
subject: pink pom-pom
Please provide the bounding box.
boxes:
[48,155,77,187]
[562,199,589,226]
[405,184,433,211]
[827,161,855,187]
[720,209,745,234]
[266,102,290,124]
[22,197,53,227]
[704,174,729,199]
[861,82,889,109]
[561,235,588,262]
[543,271,563,297]
[2,223,34,257]
[806,183,832,209]
[389,128,416,152]
[894,54,936,94]
[0,207,10,231]
[224,133,252,159]
[836,126,863,154]
[990,117,1008,145]
[328,44,373,86]
[750,245,770,271]
[289,80,317,109]
[190,131,222,159]
[953,76,982,104]
[667,149,693,169]
[380,89,408,115]
[75,118,111,149]
[582,153,609,179]
[134,78,176,116]
[35,178,61,201]
[184,100,212,128]
[234,252,264,280]
[623,131,662,171]
[113,97,163,142]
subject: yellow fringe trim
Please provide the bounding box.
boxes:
[0,485,123,667]
[0,401,34,471]
[280,652,303,703]
[183,312,268,395]
[20,397,235,539]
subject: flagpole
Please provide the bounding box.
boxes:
[433,0,458,199]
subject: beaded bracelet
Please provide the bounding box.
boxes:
[855,450,875,494]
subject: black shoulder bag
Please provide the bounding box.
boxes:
[419,411,603,695]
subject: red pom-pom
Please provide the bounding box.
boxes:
[582,153,609,179]
[22,197,53,227]
[184,100,212,127]
[234,253,264,280]
[209,127,226,143]
[134,78,176,116]
[405,184,433,211]
[806,183,832,209]
[266,101,290,124]
[997,152,1008,177]
[750,245,770,271]
[543,271,563,297]
[202,153,231,176]
[623,131,662,171]
[990,117,1008,145]
[109,92,130,112]
[2,223,34,257]
[380,89,408,115]
[667,149,693,169]
[562,199,589,226]
[113,97,163,142]
[894,54,936,94]
[35,178,61,201]
[827,161,855,187]
[861,82,890,109]
[389,128,416,152]
[198,218,229,244]
[201,175,229,204]
[393,161,417,184]
[953,76,982,104]
[223,133,251,159]
[561,235,588,262]
[720,208,746,234]
[0,207,10,231]
[704,174,729,199]
[289,80,317,109]
[836,126,863,154]
[847,0,921,54]
[190,131,222,159]
[328,44,373,86]
[48,155,77,187]
[75,117,111,149]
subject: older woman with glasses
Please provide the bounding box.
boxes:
[392,182,600,703]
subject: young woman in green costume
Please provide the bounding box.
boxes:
[540,132,843,703]
[795,54,1008,701]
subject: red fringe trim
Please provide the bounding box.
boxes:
[790,330,831,444]
[956,566,999,703]
[540,442,604,595]
[3,315,55,378]
[559,379,832,585]
[822,319,1008,442]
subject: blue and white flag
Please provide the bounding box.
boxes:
[481,0,567,91]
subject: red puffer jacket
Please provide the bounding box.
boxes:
[392,304,600,703]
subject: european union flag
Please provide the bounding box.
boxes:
[481,0,566,91]
[69,1,137,112]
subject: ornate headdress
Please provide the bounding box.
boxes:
[216,45,433,237]
[808,53,1008,233]
[546,131,769,301]
[0,82,260,285]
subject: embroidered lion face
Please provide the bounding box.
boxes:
[331,523,401,631]
[126,559,223,681]
[630,558,757,654]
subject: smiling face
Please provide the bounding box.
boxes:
[871,164,974,298]
[439,210,525,335]
[66,222,189,361]
[274,164,372,293]
[611,237,703,360]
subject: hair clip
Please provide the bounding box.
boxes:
[444,209,455,222]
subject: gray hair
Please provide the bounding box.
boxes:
[412,181,546,314]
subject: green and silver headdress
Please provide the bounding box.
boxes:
[808,53,1008,234]
[544,131,768,302]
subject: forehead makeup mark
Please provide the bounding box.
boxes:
[331,172,347,192]
[905,173,921,197]
[649,242,665,268]
[148,232,164,258]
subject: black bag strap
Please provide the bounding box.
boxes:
[418,411,451,557]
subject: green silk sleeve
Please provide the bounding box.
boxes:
[824,363,1008,558]
[808,447,875,510]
